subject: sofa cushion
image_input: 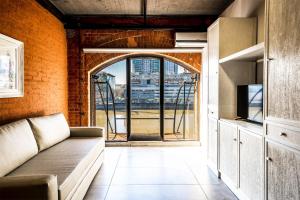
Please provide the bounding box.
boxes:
[7,137,105,200]
[28,113,70,151]
[0,120,38,177]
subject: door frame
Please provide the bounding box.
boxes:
[90,54,199,142]
[126,56,164,141]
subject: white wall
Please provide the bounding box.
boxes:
[221,0,265,43]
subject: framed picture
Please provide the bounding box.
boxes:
[0,33,24,98]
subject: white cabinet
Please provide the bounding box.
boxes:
[239,129,263,200]
[208,22,219,119]
[208,117,218,174]
[219,121,238,187]
[218,119,263,200]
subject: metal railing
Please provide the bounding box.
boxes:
[94,77,196,141]
[173,81,196,139]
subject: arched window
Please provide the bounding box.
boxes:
[90,56,199,142]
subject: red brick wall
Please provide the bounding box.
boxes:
[0,0,68,124]
[67,29,201,126]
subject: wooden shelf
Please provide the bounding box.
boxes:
[219,42,264,63]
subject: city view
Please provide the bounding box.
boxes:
[96,58,195,110]
[94,58,198,141]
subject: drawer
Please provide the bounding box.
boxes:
[266,123,300,150]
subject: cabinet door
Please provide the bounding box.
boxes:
[219,121,238,186]
[239,130,263,200]
[267,0,300,121]
[267,142,300,200]
[208,22,219,118]
[208,117,218,168]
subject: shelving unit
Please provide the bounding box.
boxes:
[207,17,265,200]
[219,42,264,63]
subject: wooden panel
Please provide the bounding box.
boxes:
[267,0,300,122]
[207,22,219,118]
[267,142,300,200]
[147,0,233,15]
[50,0,142,15]
[219,121,238,186]
[239,130,263,200]
[266,123,300,151]
[208,117,218,167]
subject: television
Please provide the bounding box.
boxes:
[237,84,263,124]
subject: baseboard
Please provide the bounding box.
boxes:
[106,141,201,147]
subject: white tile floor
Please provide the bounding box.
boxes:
[84,147,238,200]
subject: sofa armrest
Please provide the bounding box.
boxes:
[0,175,58,200]
[70,127,104,137]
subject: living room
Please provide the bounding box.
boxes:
[0,0,299,199]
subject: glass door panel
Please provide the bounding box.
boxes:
[129,57,161,141]
[164,59,199,140]
[94,60,127,141]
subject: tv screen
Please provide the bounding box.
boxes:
[237,84,263,124]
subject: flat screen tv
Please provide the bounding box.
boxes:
[237,84,263,124]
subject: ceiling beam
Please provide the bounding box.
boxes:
[143,0,147,25]
[64,15,217,31]
[36,0,64,21]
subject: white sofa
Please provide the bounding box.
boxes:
[0,113,105,200]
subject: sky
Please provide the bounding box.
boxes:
[103,60,127,84]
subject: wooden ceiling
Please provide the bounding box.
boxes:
[49,0,232,15]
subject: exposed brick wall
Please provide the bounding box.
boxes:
[0,0,68,124]
[67,29,201,126]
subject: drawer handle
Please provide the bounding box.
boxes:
[280,132,287,137]
[266,157,273,162]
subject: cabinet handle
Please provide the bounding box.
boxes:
[233,138,237,141]
[266,157,273,162]
[239,141,243,144]
[267,58,275,62]
[280,132,287,137]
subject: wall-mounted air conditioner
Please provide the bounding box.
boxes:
[175,32,207,48]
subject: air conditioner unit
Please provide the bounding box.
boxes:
[175,32,207,48]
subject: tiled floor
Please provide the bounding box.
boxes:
[84,147,238,200]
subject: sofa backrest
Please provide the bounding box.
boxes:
[0,120,38,177]
[28,113,70,151]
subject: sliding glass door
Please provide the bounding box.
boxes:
[91,56,199,142]
[163,59,198,140]
[129,58,161,141]
[93,60,127,141]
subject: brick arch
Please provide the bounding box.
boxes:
[85,52,201,126]
[70,52,201,126]
[88,52,201,75]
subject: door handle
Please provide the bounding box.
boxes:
[266,157,273,162]
[280,132,287,137]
